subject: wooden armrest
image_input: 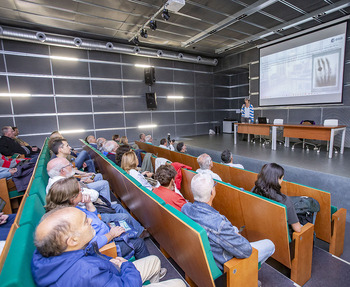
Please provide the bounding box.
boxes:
[329,208,346,257]
[99,242,118,258]
[291,223,314,286]
[0,178,12,214]
[224,248,258,287]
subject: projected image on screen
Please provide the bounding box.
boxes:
[260,23,346,106]
[312,51,339,89]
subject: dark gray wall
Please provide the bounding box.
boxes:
[215,20,350,148]
[0,39,231,148]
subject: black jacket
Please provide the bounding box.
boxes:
[0,136,28,156]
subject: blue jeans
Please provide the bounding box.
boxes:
[73,150,95,172]
[100,203,144,237]
[250,239,275,265]
[115,237,150,260]
[0,214,16,240]
[87,178,111,203]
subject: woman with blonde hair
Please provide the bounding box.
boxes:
[120,136,128,145]
[121,151,154,190]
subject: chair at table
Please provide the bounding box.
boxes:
[291,120,318,151]
[317,119,339,154]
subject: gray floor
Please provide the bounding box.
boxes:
[179,134,350,178]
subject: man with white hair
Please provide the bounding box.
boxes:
[96,137,107,152]
[182,173,275,285]
[145,135,153,144]
[46,157,148,238]
[104,140,119,163]
[196,153,222,181]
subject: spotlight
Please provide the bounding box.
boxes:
[133,36,140,45]
[150,20,157,31]
[140,29,148,38]
[162,9,170,21]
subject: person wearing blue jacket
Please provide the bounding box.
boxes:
[31,206,186,287]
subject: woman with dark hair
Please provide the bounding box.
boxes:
[115,144,131,167]
[252,163,301,232]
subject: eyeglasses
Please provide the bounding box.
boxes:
[60,163,73,171]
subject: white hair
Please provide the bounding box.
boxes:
[145,135,152,142]
[191,173,214,203]
[104,140,118,152]
[1,126,12,136]
[197,154,212,170]
[47,161,67,178]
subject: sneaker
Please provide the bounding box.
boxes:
[258,280,262,287]
[159,268,167,280]
[139,229,150,239]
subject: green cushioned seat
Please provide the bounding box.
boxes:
[164,204,223,280]
[9,190,25,199]
[29,177,47,206]
[19,194,46,229]
[0,224,36,287]
[331,205,338,217]
[34,165,49,183]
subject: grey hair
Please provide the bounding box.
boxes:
[96,138,105,149]
[191,173,214,203]
[104,140,118,153]
[47,161,67,178]
[145,135,152,142]
[1,126,12,136]
[197,154,212,170]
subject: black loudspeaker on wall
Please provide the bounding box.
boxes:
[146,93,157,109]
[144,67,156,85]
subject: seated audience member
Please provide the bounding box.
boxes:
[46,177,149,259]
[0,212,16,241]
[86,135,97,149]
[97,137,107,152]
[31,207,183,287]
[221,149,244,169]
[50,138,95,172]
[0,167,17,180]
[121,151,154,190]
[153,165,187,211]
[115,144,131,167]
[104,140,119,163]
[12,127,29,146]
[182,174,275,276]
[112,134,120,143]
[46,159,147,237]
[252,163,301,233]
[145,135,153,144]
[168,140,175,151]
[196,154,222,181]
[176,142,187,153]
[159,138,168,149]
[139,133,146,143]
[120,136,128,145]
[0,126,39,157]
[1,153,27,168]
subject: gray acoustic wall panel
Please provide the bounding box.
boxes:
[156,68,173,82]
[0,97,12,114]
[56,97,92,113]
[288,108,322,125]
[58,115,94,131]
[176,124,196,136]
[175,112,195,125]
[9,77,53,94]
[6,55,51,75]
[54,79,90,95]
[94,114,124,129]
[12,97,56,114]
[15,116,57,134]
[174,70,194,84]
[125,112,151,127]
[92,98,124,112]
[91,81,122,95]
[0,75,9,93]
[0,55,5,72]
[90,62,121,79]
[152,112,175,126]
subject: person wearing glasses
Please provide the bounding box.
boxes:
[182,174,275,287]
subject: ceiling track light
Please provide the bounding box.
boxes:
[133,36,140,46]
[140,29,148,38]
[150,20,157,31]
[162,9,170,21]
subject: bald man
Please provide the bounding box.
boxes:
[32,207,185,287]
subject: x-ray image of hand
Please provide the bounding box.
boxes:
[314,56,337,87]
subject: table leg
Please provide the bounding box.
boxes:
[272,126,277,150]
[234,124,237,145]
[340,128,346,154]
[285,137,290,148]
[248,133,251,143]
[329,129,335,159]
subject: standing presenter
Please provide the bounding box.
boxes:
[240,98,254,141]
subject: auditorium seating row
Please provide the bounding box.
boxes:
[139,151,313,285]
[81,140,259,287]
[135,141,346,258]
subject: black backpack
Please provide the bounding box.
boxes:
[290,196,320,225]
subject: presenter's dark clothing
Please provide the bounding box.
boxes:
[0,136,28,156]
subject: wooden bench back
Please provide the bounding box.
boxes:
[136,141,333,244]
[83,143,221,287]
[181,168,291,269]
